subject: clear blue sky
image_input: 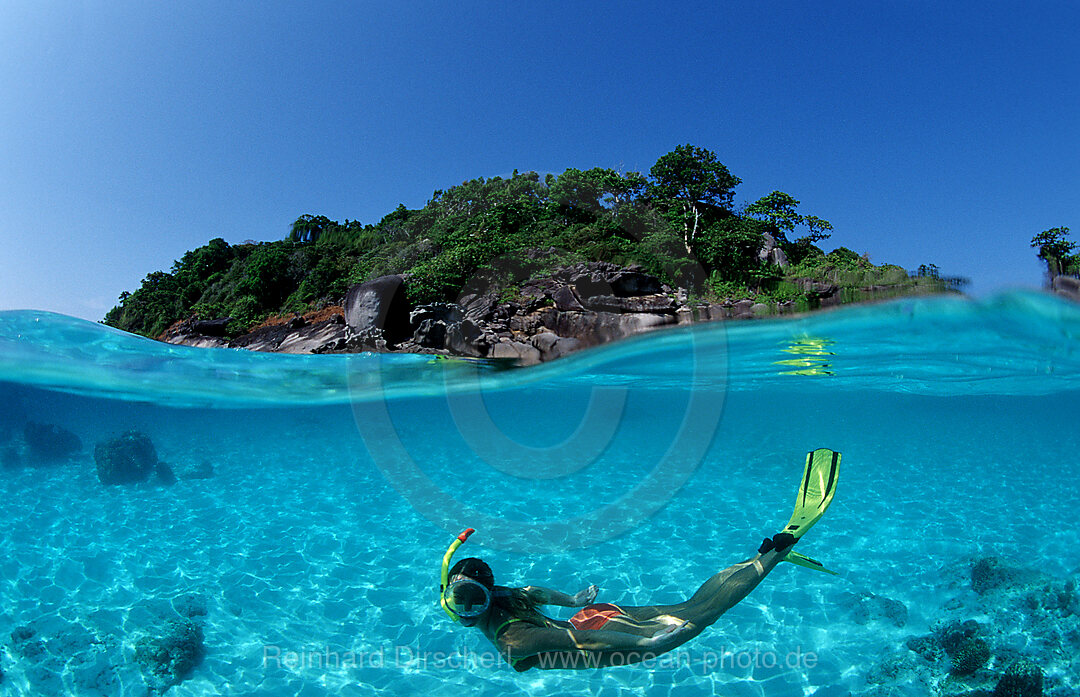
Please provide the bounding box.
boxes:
[2,2,1077,321]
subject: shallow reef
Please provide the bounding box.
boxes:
[863,555,1079,697]
[2,592,209,695]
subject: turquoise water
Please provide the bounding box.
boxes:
[1,291,1079,696]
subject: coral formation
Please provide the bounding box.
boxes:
[939,619,982,657]
[886,557,1078,696]
[132,615,206,693]
[951,637,991,676]
[993,658,1043,697]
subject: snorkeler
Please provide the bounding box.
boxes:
[438,448,840,671]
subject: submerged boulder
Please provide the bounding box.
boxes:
[23,422,81,462]
[94,431,163,485]
[133,616,205,693]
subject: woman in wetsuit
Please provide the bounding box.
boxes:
[439,448,841,671]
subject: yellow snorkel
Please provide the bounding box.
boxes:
[439,528,475,620]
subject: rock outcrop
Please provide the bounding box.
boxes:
[94,431,174,486]
[1051,274,1080,302]
[343,273,411,345]
[160,260,924,363]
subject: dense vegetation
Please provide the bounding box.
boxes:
[104,145,960,338]
[1031,226,1078,276]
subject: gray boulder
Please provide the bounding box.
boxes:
[757,232,790,269]
[490,340,542,365]
[1052,274,1080,302]
[560,262,663,298]
[458,293,499,322]
[189,318,231,337]
[581,294,677,313]
[410,302,463,326]
[445,319,486,357]
[733,299,755,318]
[547,311,675,348]
[552,286,584,311]
[529,332,581,361]
[413,319,448,349]
[344,275,411,345]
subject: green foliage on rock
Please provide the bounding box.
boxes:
[1031,226,1078,276]
[104,145,957,338]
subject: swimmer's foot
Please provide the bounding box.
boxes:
[780,448,840,541]
[757,532,797,555]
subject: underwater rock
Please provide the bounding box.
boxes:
[11,625,46,660]
[992,659,1043,697]
[842,591,909,627]
[155,460,177,486]
[445,318,487,357]
[939,619,983,657]
[132,615,205,693]
[94,431,160,485]
[1022,581,1076,617]
[973,557,1038,595]
[951,637,991,676]
[906,633,943,662]
[172,593,208,619]
[866,649,928,686]
[23,421,81,462]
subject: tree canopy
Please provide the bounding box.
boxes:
[1031,226,1077,276]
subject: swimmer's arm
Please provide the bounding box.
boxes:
[521,584,598,607]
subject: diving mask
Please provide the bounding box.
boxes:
[442,576,492,619]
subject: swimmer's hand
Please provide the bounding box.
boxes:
[642,620,693,648]
[572,585,599,607]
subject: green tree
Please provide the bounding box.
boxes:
[692,217,766,284]
[746,191,833,264]
[1031,226,1075,275]
[289,214,337,243]
[648,145,741,252]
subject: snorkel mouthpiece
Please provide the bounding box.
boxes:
[439,528,475,621]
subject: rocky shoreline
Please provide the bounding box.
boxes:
[160,262,934,363]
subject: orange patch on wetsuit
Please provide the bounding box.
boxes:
[569,603,627,630]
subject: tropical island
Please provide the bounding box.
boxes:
[104,145,964,361]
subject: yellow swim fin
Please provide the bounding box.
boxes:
[782,448,840,540]
[783,550,839,575]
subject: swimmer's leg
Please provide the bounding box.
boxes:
[617,534,796,636]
